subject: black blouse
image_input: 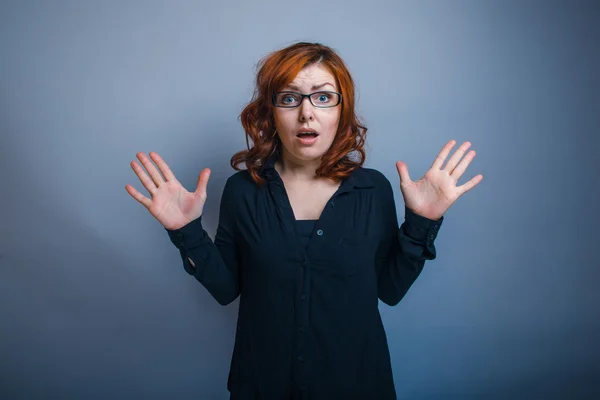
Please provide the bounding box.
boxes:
[295,219,317,251]
[165,154,444,399]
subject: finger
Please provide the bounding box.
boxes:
[450,150,476,181]
[395,161,412,185]
[431,140,457,170]
[195,168,211,195]
[130,159,158,195]
[136,152,166,187]
[125,184,152,208]
[149,152,177,182]
[443,141,472,173]
[457,174,483,196]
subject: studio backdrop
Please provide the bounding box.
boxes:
[0,0,598,399]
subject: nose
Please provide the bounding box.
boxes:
[298,97,314,121]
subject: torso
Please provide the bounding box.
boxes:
[284,180,340,220]
[276,163,341,221]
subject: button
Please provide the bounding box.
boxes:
[297,355,304,362]
[316,229,323,236]
[176,232,182,237]
[429,234,435,239]
[301,260,307,268]
[300,294,306,301]
[330,201,335,207]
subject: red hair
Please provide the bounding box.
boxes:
[230,42,368,186]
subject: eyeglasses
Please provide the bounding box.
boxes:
[272,91,342,108]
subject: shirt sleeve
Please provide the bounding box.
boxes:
[164,176,240,306]
[375,176,443,306]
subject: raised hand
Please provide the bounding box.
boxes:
[126,152,211,230]
[395,140,483,221]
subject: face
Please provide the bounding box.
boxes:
[273,63,341,164]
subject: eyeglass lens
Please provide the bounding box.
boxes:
[274,92,340,108]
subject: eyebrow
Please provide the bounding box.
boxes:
[284,82,336,91]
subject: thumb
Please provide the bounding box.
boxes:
[396,161,412,186]
[195,168,211,196]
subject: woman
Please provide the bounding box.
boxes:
[126,42,483,399]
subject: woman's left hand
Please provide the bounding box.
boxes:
[396,140,483,221]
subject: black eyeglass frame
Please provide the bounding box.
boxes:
[271,91,343,108]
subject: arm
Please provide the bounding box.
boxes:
[165,176,240,306]
[375,177,443,306]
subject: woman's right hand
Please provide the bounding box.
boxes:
[126,152,210,231]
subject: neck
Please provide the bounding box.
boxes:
[275,148,322,183]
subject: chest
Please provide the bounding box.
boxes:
[234,177,388,283]
[283,180,341,221]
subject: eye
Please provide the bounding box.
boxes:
[277,92,300,106]
[314,92,332,103]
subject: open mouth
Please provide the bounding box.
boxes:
[296,131,319,145]
[296,132,319,138]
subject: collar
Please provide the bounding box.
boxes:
[260,152,374,189]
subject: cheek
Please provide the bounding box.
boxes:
[324,111,341,131]
[274,111,296,129]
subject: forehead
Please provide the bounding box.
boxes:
[286,64,337,90]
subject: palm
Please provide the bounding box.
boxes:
[396,140,483,221]
[126,152,210,230]
[147,180,205,229]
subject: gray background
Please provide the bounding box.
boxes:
[1,0,598,399]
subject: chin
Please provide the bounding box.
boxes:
[297,148,328,158]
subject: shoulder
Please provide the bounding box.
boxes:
[354,167,399,219]
[354,166,393,190]
[223,169,259,195]
[226,169,253,185]
[354,167,397,209]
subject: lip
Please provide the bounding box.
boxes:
[295,128,319,136]
[296,135,319,145]
[295,128,319,146]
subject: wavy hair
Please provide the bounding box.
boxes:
[230,42,368,186]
